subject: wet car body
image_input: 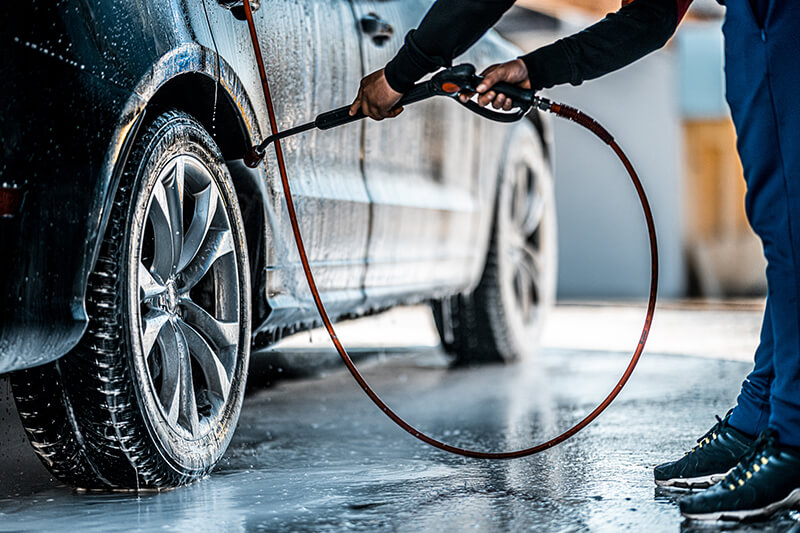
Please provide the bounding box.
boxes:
[0,0,549,374]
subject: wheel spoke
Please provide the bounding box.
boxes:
[521,189,545,236]
[174,324,200,436]
[139,262,166,303]
[141,308,170,359]
[512,167,530,228]
[514,268,533,319]
[517,244,543,300]
[177,319,231,402]
[180,298,239,352]
[177,183,219,273]
[164,158,185,276]
[155,321,182,426]
[148,179,174,280]
[180,228,234,290]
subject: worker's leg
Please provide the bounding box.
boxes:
[722,0,793,444]
[678,0,800,519]
[724,0,800,447]
[759,0,800,448]
[727,299,772,437]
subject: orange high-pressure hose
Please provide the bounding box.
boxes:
[241,0,658,458]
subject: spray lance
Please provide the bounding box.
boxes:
[244,63,612,166]
[241,0,658,459]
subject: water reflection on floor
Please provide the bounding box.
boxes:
[2,348,799,532]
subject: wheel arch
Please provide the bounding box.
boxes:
[1,42,273,374]
[89,46,270,357]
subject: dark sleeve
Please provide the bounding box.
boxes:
[521,0,691,91]
[384,0,515,93]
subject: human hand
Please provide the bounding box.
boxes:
[349,69,404,120]
[458,59,531,110]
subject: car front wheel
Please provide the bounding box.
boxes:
[11,109,251,489]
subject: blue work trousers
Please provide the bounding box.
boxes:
[724,0,800,447]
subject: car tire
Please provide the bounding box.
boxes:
[11,109,251,489]
[432,123,557,364]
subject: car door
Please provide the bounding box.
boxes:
[349,0,482,305]
[203,0,370,322]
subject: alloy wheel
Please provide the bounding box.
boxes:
[137,154,240,439]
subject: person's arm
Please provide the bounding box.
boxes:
[384,0,516,93]
[470,0,692,111]
[350,0,514,119]
[520,0,692,91]
[352,0,692,119]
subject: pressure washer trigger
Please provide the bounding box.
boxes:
[434,63,538,123]
[460,99,529,123]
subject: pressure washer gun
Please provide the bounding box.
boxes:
[247,64,551,168]
[245,63,612,168]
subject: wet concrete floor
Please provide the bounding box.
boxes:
[1,309,798,531]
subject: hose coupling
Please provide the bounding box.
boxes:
[532,96,553,112]
[244,144,266,168]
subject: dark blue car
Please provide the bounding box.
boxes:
[0,0,556,488]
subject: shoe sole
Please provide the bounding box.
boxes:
[655,470,731,490]
[682,487,800,521]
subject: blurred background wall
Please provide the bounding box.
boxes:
[495,0,766,299]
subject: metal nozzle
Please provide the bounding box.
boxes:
[244,145,265,168]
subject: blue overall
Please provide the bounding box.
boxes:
[724,0,800,447]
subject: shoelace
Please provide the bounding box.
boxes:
[723,429,777,491]
[686,413,727,455]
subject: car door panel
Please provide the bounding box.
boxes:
[204,0,370,325]
[349,0,481,305]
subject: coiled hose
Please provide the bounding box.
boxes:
[241,0,658,458]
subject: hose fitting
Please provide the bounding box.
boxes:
[244,145,265,168]
[532,95,553,112]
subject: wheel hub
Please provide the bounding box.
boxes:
[164,279,179,315]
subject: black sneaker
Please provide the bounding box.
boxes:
[679,429,800,521]
[654,411,754,489]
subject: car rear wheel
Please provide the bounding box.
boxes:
[11,109,251,489]
[432,123,556,364]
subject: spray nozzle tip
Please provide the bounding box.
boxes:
[244,146,265,168]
